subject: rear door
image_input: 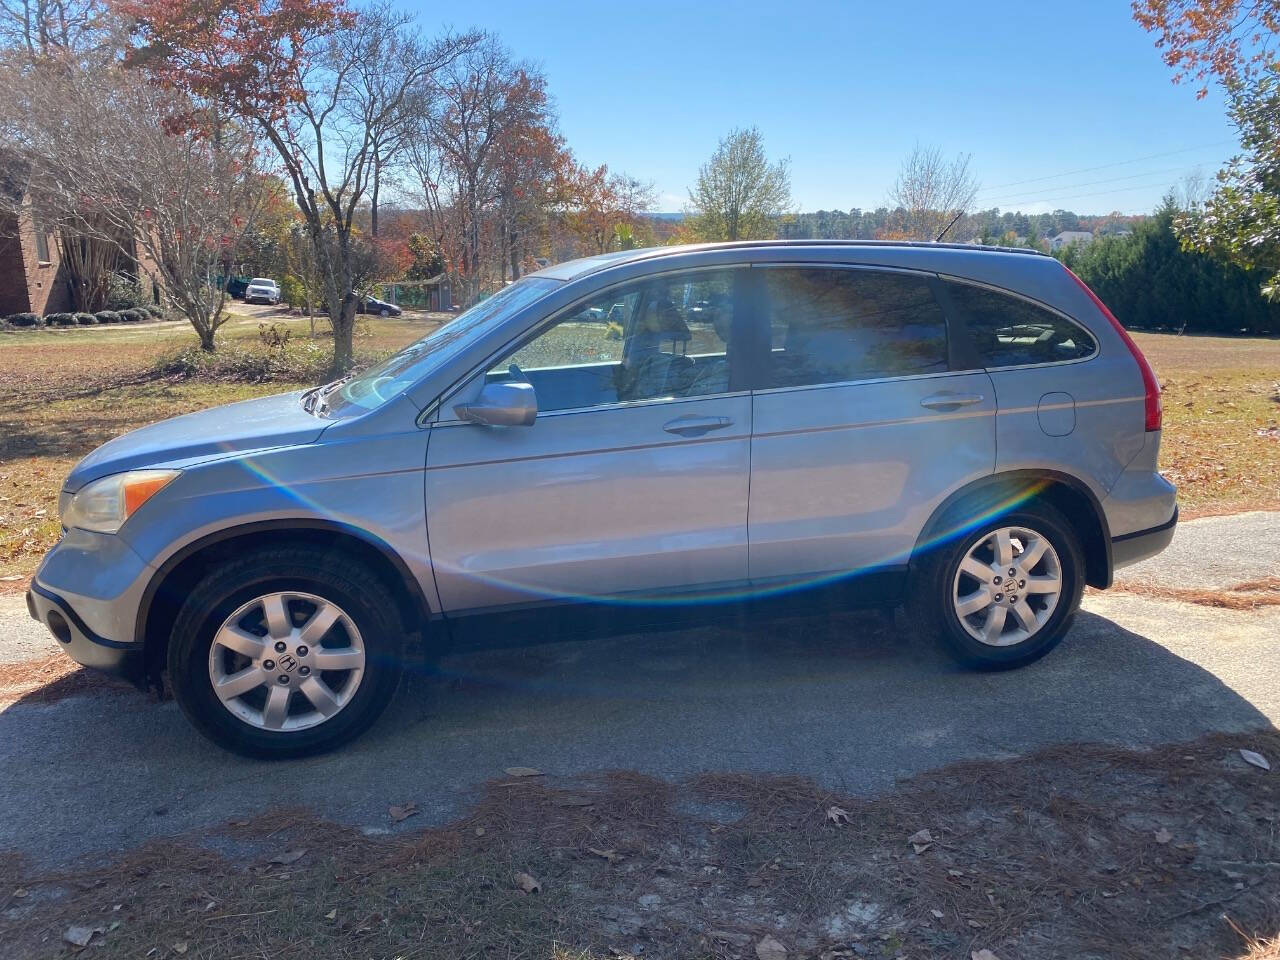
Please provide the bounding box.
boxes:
[745,265,996,586]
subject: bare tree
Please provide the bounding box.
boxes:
[686,126,790,241]
[886,144,980,241]
[416,37,542,301]
[250,8,474,371]
[0,55,267,346]
[0,0,105,56]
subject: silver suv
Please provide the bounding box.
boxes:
[28,242,1177,757]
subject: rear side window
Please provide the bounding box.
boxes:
[760,268,948,388]
[945,279,1096,368]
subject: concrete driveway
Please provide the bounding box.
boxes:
[2,512,1276,866]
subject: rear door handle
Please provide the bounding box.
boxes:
[663,415,733,437]
[920,392,985,411]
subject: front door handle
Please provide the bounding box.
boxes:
[920,392,985,411]
[663,415,733,437]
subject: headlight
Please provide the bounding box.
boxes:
[61,469,180,534]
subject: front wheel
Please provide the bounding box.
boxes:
[908,506,1084,670]
[167,548,405,758]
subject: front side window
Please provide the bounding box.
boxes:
[944,279,1097,367]
[487,269,740,413]
[324,276,560,415]
[760,268,949,388]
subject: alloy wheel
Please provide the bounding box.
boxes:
[207,591,365,731]
[951,526,1063,647]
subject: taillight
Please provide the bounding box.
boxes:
[1063,266,1162,432]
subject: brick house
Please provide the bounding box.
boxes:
[1,165,162,317]
[0,206,73,316]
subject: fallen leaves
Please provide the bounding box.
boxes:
[826,805,850,826]
[755,934,788,960]
[513,871,541,894]
[63,925,103,947]
[587,846,623,865]
[388,802,419,823]
[908,828,934,854]
[1240,748,1271,770]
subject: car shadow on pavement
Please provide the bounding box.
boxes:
[0,607,1273,865]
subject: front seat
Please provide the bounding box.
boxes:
[618,298,693,400]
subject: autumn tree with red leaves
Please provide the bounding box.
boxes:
[120,0,476,372]
[1135,1,1280,300]
[1132,0,1280,95]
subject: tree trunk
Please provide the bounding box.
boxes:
[370,156,380,238]
[510,227,520,280]
[331,296,358,375]
[198,326,216,351]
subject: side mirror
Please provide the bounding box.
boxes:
[453,380,538,426]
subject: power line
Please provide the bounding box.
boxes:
[973,140,1235,195]
[980,164,1209,208]
[985,178,1200,211]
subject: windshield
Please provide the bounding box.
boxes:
[322,277,561,416]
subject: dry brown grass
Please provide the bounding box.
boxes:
[1134,332,1280,518]
[0,655,133,705]
[1,731,1277,960]
[1102,575,1280,610]
[0,312,434,584]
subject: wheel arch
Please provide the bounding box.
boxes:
[136,520,434,684]
[911,470,1112,589]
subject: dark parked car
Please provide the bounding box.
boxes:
[358,295,402,317]
[225,277,250,299]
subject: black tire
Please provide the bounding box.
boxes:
[167,548,405,758]
[907,504,1084,670]
[379,308,390,317]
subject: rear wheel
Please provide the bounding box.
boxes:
[167,548,405,758]
[909,506,1083,670]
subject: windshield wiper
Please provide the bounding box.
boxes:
[312,374,353,418]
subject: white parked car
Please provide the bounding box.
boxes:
[244,278,281,305]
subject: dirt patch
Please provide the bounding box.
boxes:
[1104,576,1280,610]
[2,732,1277,960]
[0,654,134,706]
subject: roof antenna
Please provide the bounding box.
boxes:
[935,209,964,243]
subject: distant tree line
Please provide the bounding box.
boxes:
[776,207,1140,245]
[1057,196,1280,335]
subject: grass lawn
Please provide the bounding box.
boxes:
[0,310,436,583]
[1,323,1277,584]
[1134,331,1280,517]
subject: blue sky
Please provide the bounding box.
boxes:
[417,0,1239,215]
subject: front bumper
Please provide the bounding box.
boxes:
[1111,506,1178,570]
[27,584,146,685]
[29,526,153,686]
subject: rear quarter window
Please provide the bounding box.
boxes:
[945,279,1097,368]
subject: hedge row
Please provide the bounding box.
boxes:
[2,305,167,329]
